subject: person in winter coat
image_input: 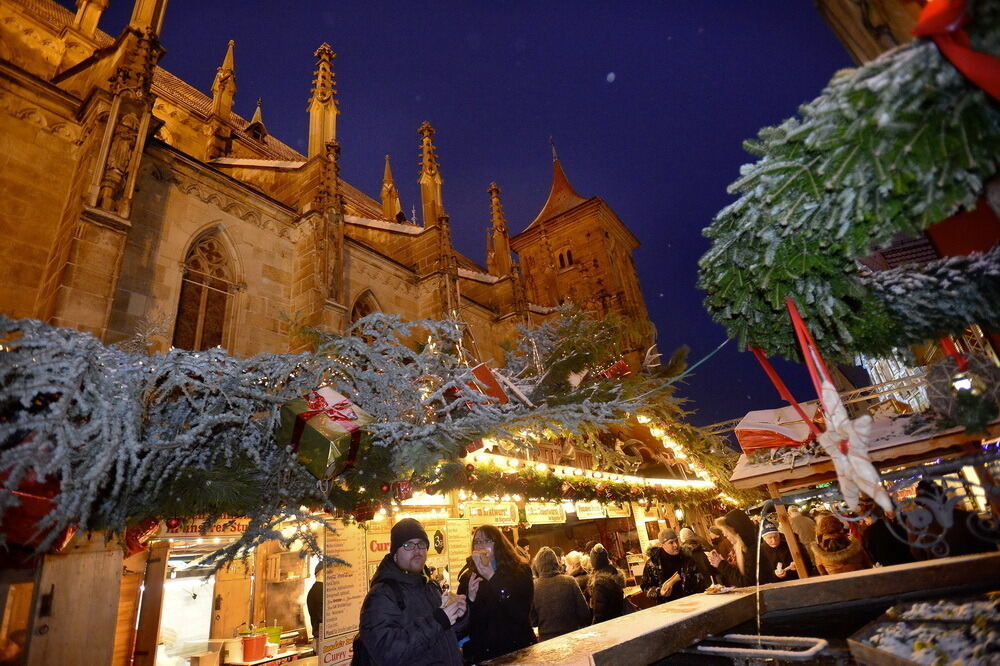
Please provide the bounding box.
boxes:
[587,544,625,623]
[678,529,713,592]
[708,526,733,561]
[860,505,914,567]
[641,529,701,602]
[811,514,873,575]
[357,518,467,666]
[457,525,536,663]
[530,547,590,640]
[759,524,798,581]
[708,510,777,587]
[563,550,590,598]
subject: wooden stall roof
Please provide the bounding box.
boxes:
[729,416,1000,492]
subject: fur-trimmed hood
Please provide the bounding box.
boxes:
[811,536,863,563]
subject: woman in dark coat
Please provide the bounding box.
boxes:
[587,544,625,623]
[457,525,535,662]
[530,547,591,640]
[708,509,777,587]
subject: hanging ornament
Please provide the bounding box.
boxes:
[465,463,476,473]
[393,480,414,502]
[379,483,391,494]
[561,481,575,497]
[123,517,161,557]
[165,518,181,530]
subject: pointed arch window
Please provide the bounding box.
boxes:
[350,291,381,326]
[173,235,235,350]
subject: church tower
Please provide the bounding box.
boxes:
[510,152,650,332]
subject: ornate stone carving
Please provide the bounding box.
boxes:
[97,111,139,212]
[171,173,286,236]
[0,90,81,144]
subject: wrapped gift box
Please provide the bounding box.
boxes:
[277,387,373,479]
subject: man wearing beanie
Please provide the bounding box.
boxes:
[640,528,701,603]
[356,518,466,665]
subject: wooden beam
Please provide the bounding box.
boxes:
[132,541,169,666]
[768,483,810,580]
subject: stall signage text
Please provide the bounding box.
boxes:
[574,501,605,520]
[524,502,566,525]
[465,501,518,526]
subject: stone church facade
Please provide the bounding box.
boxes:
[0,0,651,364]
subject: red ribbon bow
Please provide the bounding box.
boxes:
[913,0,1000,100]
[291,391,363,477]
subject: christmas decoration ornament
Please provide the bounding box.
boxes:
[699,0,1000,360]
[123,517,161,557]
[277,387,372,480]
[787,299,894,514]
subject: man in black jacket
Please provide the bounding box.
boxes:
[356,518,467,665]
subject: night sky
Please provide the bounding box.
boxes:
[66,1,856,428]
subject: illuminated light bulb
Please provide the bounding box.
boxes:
[636,415,651,424]
[508,458,520,467]
[649,427,666,438]
[573,469,583,476]
[675,452,687,459]
[536,463,548,472]
[392,506,400,513]
[513,494,522,502]
[378,508,387,515]
[501,494,511,501]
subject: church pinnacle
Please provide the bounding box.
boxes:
[418,121,444,226]
[486,182,513,277]
[210,40,236,119]
[307,43,339,159]
[381,155,403,221]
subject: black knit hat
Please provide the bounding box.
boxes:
[390,518,429,553]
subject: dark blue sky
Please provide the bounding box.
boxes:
[73,1,855,427]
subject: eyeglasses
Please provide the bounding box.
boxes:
[401,541,429,552]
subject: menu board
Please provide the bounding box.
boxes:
[320,523,368,664]
[524,502,566,525]
[631,502,651,555]
[605,502,631,519]
[574,500,605,520]
[445,518,472,591]
[465,501,519,526]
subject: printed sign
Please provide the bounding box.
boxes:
[319,523,368,665]
[465,501,519,526]
[158,515,250,538]
[631,503,651,555]
[446,518,471,591]
[524,502,566,525]
[605,502,631,519]
[574,500,605,520]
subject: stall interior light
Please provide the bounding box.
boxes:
[465,451,714,489]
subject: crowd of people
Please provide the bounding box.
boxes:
[351,483,994,665]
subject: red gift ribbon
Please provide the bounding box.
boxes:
[290,392,363,476]
[913,0,1000,100]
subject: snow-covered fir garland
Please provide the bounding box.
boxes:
[698,0,1000,361]
[0,308,744,566]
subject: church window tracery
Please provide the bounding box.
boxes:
[173,235,235,351]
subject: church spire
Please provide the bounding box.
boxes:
[418,121,444,226]
[307,43,339,159]
[486,182,513,277]
[209,40,236,119]
[526,148,588,229]
[381,154,403,221]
